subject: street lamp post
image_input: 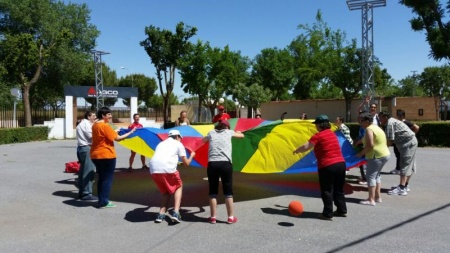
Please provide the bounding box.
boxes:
[235,101,240,118]
[218,97,225,112]
[10,88,20,128]
[411,70,417,97]
[120,66,134,87]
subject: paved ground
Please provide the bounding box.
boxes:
[0,140,449,253]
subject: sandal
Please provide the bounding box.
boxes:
[359,200,376,206]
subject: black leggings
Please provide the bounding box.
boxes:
[318,162,347,217]
[207,161,233,197]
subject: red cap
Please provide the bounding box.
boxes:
[219,120,230,128]
[218,105,225,110]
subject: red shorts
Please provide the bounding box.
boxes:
[151,171,182,194]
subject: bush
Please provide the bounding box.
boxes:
[415,122,450,147]
[0,127,49,144]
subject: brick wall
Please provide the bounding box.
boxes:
[260,96,441,122]
[390,97,439,121]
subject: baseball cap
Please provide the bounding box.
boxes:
[168,129,183,138]
[312,114,329,124]
[218,105,225,110]
[219,119,230,128]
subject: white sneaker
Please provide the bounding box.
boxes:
[390,169,400,175]
[391,185,410,192]
[388,186,407,196]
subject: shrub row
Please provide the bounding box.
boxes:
[0,127,49,145]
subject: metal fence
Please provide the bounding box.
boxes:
[0,106,165,128]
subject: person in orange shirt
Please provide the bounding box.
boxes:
[212,105,230,123]
[90,107,136,208]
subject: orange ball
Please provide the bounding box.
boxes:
[288,200,304,216]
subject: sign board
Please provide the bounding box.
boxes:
[63,86,138,98]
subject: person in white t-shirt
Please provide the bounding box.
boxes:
[76,110,97,201]
[148,130,195,224]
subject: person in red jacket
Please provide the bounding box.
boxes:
[212,105,231,123]
[293,114,347,220]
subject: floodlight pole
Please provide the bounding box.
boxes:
[121,66,134,88]
[92,50,110,110]
[347,0,386,107]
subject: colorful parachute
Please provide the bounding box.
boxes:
[118,118,364,174]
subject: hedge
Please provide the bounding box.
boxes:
[0,126,50,145]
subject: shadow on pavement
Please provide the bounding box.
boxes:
[55,166,360,209]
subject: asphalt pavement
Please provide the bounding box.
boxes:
[0,140,449,253]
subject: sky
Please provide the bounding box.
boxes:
[66,0,443,99]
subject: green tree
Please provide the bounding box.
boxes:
[147,95,163,110]
[145,93,179,122]
[231,83,272,117]
[289,10,331,99]
[373,66,397,97]
[400,0,450,60]
[419,66,450,98]
[0,0,99,126]
[179,41,250,118]
[119,74,158,107]
[326,37,361,119]
[397,75,424,97]
[418,65,450,120]
[251,47,295,101]
[178,40,211,120]
[0,62,16,107]
[140,22,197,125]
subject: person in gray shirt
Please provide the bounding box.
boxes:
[378,112,417,196]
[202,120,244,224]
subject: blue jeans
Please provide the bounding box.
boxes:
[76,146,96,197]
[92,158,116,207]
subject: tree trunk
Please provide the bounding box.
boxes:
[197,96,202,122]
[209,106,215,121]
[24,44,44,127]
[23,84,32,127]
[345,97,352,122]
[163,94,169,126]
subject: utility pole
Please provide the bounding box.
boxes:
[347,0,386,107]
[92,50,110,110]
[411,70,418,97]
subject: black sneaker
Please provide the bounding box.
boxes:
[333,211,347,217]
[171,211,181,223]
[142,165,149,170]
[81,195,98,201]
[317,214,333,221]
[155,213,166,223]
